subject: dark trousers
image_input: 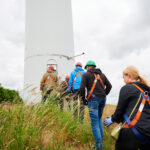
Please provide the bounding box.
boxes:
[72,90,85,122]
[59,99,64,110]
[66,97,71,111]
[60,92,71,111]
[42,89,53,102]
[115,128,150,150]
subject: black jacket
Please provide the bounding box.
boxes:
[112,82,150,141]
[80,68,112,100]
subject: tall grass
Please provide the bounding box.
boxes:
[0,97,115,150]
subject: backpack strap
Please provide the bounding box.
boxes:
[78,71,83,77]
[97,74,104,88]
[44,75,50,86]
[44,73,56,88]
[65,81,68,87]
[87,73,104,100]
[133,84,150,105]
[71,71,82,89]
[123,83,150,128]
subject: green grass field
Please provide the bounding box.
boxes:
[0,98,116,150]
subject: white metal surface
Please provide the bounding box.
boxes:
[24,0,75,103]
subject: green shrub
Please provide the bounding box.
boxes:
[0,84,22,103]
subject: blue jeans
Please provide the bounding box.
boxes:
[88,97,106,149]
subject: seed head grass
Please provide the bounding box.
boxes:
[0,96,116,150]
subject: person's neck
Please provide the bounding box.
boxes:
[131,79,137,82]
[127,79,137,84]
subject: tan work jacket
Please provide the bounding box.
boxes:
[40,70,58,92]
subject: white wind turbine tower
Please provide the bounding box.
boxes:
[24,0,78,103]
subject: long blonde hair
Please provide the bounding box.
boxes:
[123,66,150,87]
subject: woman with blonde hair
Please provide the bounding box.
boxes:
[104,66,150,150]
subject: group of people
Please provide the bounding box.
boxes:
[40,61,150,150]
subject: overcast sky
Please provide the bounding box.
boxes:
[0,0,150,104]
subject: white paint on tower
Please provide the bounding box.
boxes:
[24,0,75,103]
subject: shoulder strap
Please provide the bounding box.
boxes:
[44,74,50,86]
[71,72,79,89]
[44,73,55,87]
[79,71,83,77]
[71,71,82,89]
[132,83,144,93]
[123,83,150,128]
[87,73,104,100]
[65,81,68,87]
[97,74,104,88]
[132,83,150,105]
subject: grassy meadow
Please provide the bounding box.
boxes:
[0,97,116,150]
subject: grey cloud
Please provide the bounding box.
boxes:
[73,0,150,59]
[138,0,150,26]
[73,0,150,60]
[13,0,25,21]
[0,59,24,90]
[1,76,23,90]
[103,1,150,59]
[0,0,25,46]
[0,0,25,90]
[6,31,25,47]
[105,30,150,58]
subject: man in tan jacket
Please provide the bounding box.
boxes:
[40,66,59,102]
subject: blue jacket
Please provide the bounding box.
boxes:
[68,67,85,92]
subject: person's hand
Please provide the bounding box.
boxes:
[104,116,113,127]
